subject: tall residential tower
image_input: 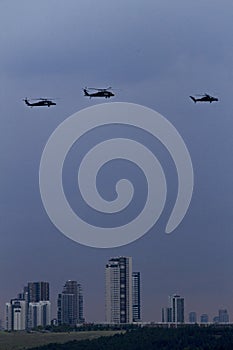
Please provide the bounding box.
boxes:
[27,282,50,302]
[132,272,141,322]
[169,294,184,323]
[162,294,184,323]
[57,280,84,326]
[105,257,133,324]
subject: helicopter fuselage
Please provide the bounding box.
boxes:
[83,89,114,99]
[24,99,56,107]
[189,95,218,103]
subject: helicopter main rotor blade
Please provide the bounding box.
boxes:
[87,87,102,91]
[29,97,60,101]
[195,93,211,97]
[87,87,113,91]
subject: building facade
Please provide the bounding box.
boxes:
[218,309,229,323]
[169,294,184,323]
[162,307,172,323]
[5,299,26,331]
[189,311,197,323]
[132,272,141,322]
[200,313,209,323]
[27,282,50,302]
[57,280,84,326]
[28,301,51,328]
[105,257,133,324]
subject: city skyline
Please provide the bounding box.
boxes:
[1,0,233,323]
[2,268,231,327]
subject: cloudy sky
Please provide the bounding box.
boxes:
[1,0,233,323]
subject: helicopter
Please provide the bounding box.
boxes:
[189,94,219,103]
[23,98,56,107]
[83,87,115,99]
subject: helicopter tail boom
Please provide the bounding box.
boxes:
[189,96,197,103]
[83,88,90,97]
[24,98,31,106]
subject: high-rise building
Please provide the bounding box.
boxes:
[162,307,172,323]
[5,299,26,331]
[28,301,51,328]
[132,272,141,322]
[189,311,197,323]
[105,257,132,324]
[57,280,84,326]
[24,282,50,329]
[200,313,209,323]
[5,282,51,331]
[218,309,229,323]
[5,303,12,331]
[213,316,219,323]
[169,294,184,323]
[27,282,49,302]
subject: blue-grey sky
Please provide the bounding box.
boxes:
[1,0,233,323]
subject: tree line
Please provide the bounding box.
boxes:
[28,325,233,350]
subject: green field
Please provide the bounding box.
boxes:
[0,330,122,350]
